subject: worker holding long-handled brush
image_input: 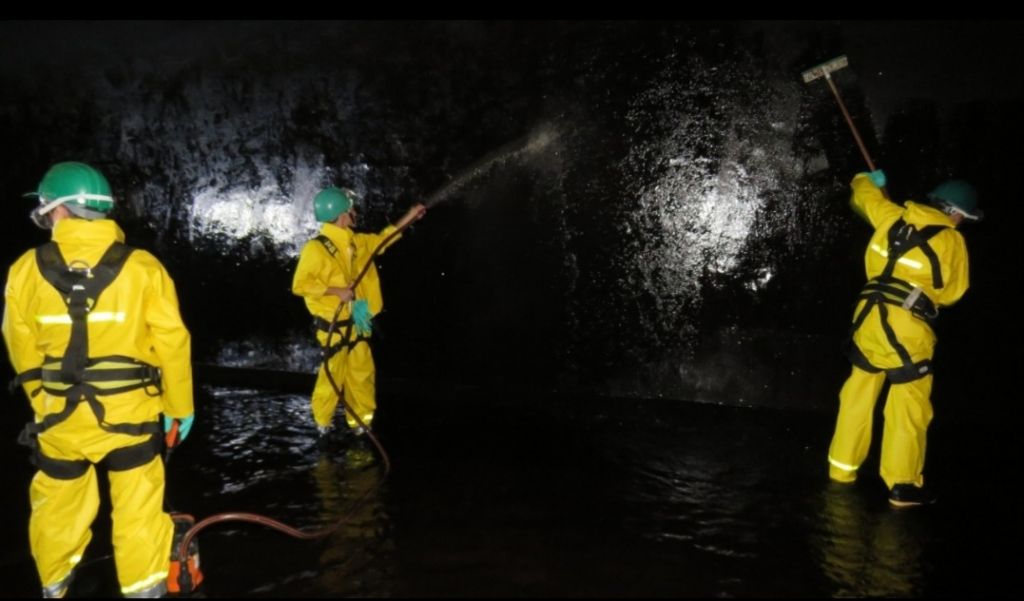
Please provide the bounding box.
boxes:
[803,56,982,507]
[827,171,979,507]
[292,187,425,439]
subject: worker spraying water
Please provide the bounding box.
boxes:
[292,187,426,442]
[290,121,562,448]
[160,123,557,594]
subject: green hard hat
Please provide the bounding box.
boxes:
[313,187,353,222]
[927,179,982,221]
[36,162,114,215]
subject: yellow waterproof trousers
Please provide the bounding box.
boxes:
[311,340,376,431]
[28,397,173,598]
[30,453,173,597]
[828,365,934,489]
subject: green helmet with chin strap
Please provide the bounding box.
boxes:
[313,187,354,222]
[927,179,982,222]
[29,162,114,227]
[38,162,114,212]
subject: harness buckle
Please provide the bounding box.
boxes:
[67,260,93,278]
[901,286,923,311]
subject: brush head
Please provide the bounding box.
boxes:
[801,55,849,83]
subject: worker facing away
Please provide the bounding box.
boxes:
[827,169,980,507]
[3,161,195,597]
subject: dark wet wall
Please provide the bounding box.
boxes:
[1,21,1021,422]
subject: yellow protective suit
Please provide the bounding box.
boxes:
[292,222,400,431]
[2,218,193,598]
[828,174,969,489]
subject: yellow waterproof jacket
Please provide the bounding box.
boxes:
[292,222,400,325]
[2,219,194,428]
[848,174,970,368]
[850,173,970,308]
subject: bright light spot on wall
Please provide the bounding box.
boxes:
[187,161,328,257]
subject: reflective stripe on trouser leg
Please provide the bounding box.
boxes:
[30,465,99,595]
[122,580,168,598]
[42,572,75,598]
[880,375,934,490]
[109,455,173,597]
[828,366,887,482]
[343,342,376,430]
[312,347,349,428]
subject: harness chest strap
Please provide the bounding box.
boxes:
[13,241,165,478]
[881,218,947,289]
[847,219,949,383]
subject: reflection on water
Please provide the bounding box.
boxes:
[181,387,395,596]
[814,483,925,597]
[201,389,320,497]
[311,447,394,597]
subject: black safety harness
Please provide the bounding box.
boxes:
[847,218,948,384]
[313,235,370,359]
[11,241,163,479]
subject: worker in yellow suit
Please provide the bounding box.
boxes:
[827,169,979,507]
[292,187,425,438]
[2,162,194,597]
